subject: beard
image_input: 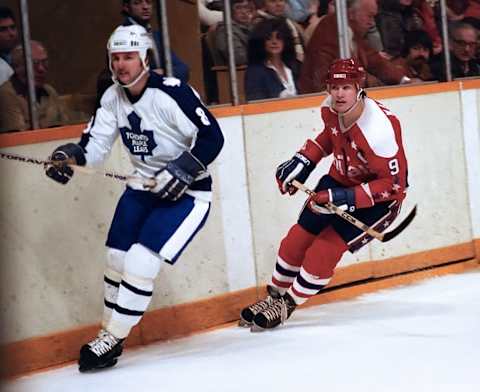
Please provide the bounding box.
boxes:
[408,56,428,71]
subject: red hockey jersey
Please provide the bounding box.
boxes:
[300,96,408,209]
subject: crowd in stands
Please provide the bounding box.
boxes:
[0,40,70,131]
[0,6,69,131]
[203,0,480,103]
[1,0,480,132]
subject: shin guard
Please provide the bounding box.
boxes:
[107,244,163,339]
[102,248,126,329]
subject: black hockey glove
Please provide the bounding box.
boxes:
[308,187,356,215]
[45,143,86,185]
[152,151,206,201]
[276,152,315,195]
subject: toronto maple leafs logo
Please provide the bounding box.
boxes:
[119,111,157,161]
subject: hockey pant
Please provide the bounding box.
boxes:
[270,175,401,305]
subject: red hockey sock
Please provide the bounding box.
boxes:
[288,227,348,304]
[278,224,316,266]
[271,224,316,291]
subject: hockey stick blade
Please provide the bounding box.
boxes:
[380,205,417,242]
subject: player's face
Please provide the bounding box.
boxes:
[111,52,144,85]
[329,83,358,113]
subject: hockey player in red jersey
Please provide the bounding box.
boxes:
[240,58,409,331]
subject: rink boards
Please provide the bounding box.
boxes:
[0,81,479,376]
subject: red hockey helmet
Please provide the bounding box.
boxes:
[325,58,366,87]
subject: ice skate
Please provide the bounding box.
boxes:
[239,285,281,327]
[251,292,297,332]
[78,329,124,372]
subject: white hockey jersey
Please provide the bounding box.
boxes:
[79,73,223,194]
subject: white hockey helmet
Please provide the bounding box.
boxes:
[107,25,153,87]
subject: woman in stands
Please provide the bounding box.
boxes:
[245,18,300,101]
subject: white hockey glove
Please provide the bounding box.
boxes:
[275,152,316,195]
[45,143,86,185]
[152,151,206,201]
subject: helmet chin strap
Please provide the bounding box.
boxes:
[111,59,150,89]
[331,85,365,117]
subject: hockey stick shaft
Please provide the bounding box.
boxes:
[292,180,416,242]
[0,151,156,187]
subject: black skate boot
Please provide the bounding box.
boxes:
[239,285,282,327]
[251,292,297,332]
[78,329,124,372]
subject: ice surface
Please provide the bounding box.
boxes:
[4,270,480,392]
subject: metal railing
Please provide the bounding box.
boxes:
[15,0,456,128]
[19,0,39,129]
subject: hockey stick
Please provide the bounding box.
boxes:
[292,180,417,242]
[0,151,156,188]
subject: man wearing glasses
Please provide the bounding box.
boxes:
[0,41,69,132]
[432,21,480,81]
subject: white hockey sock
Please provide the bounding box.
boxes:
[102,248,126,329]
[287,267,330,305]
[270,256,301,295]
[107,244,163,339]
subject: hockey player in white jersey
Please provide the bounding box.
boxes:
[44,25,224,372]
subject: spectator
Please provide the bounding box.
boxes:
[377,0,421,58]
[254,0,306,62]
[0,6,18,85]
[215,0,255,65]
[0,41,69,132]
[464,0,480,24]
[0,56,12,85]
[431,21,480,80]
[0,6,18,65]
[435,0,480,34]
[303,0,334,44]
[445,0,469,22]
[298,0,409,93]
[122,0,189,82]
[392,30,434,80]
[377,0,442,58]
[245,18,300,100]
[285,0,318,24]
[198,0,224,28]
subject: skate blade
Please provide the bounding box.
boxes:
[250,323,267,333]
[79,358,118,373]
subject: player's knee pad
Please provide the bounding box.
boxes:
[123,243,164,289]
[278,224,316,266]
[106,248,126,281]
